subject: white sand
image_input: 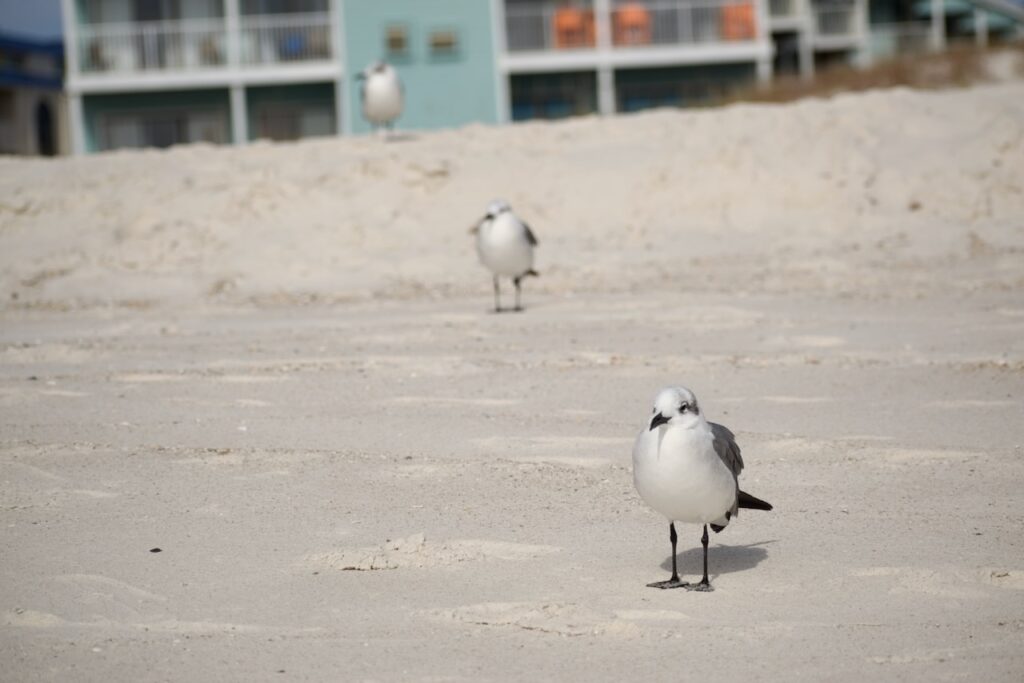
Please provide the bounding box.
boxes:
[1,83,1023,680]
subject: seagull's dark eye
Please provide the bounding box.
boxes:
[679,403,688,413]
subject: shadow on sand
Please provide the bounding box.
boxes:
[658,539,776,577]
[383,132,418,143]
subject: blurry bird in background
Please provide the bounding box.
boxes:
[470,200,539,313]
[357,61,403,135]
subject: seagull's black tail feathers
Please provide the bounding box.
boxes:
[738,490,773,511]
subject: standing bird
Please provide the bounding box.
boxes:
[470,200,539,313]
[632,387,772,591]
[357,61,403,134]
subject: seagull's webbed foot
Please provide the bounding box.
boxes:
[685,580,713,593]
[646,578,690,590]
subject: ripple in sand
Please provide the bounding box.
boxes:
[313,533,558,571]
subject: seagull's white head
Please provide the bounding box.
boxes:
[648,386,702,431]
[359,61,391,80]
[485,199,511,218]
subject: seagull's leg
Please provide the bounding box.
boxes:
[686,524,714,592]
[647,522,689,589]
[513,276,523,312]
[492,275,501,313]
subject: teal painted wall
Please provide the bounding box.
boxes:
[82,89,230,152]
[341,0,498,134]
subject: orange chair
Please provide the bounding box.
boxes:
[721,3,756,41]
[554,6,596,48]
[614,2,652,45]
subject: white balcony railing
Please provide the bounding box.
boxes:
[618,0,759,46]
[79,18,227,73]
[769,0,799,20]
[76,12,332,75]
[240,12,333,65]
[504,0,759,52]
[813,3,857,37]
[505,1,597,52]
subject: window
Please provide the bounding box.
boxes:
[429,29,459,57]
[385,25,409,57]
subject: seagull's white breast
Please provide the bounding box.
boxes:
[632,423,736,524]
[476,212,534,278]
[362,72,403,125]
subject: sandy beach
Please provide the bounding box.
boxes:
[1,82,1023,681]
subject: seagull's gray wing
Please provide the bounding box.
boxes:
[710,421,745,524]
[710,422,744,479]
[523,222,538,246]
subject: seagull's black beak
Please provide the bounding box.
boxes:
[468,215,487,234]
[649,413,670,431]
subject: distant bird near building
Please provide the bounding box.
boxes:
[357,61,403,134]
[470,200,539,313]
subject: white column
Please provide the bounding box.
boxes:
[490,0,511,124]
[335,77,348,135]
[61,0,86,155]
[60,0,80,78]
[225,0,240,67]
[853,0,871,68]
[799,37,815,79]
[597,66,615,115]
[754,0,774,84]
[68,92,86,156]
[929,0,946,52]
[334,0,349,135]
[974,9,989,47]
[799,0,815,79]
[593,0,615,115]
[230,85,247,144]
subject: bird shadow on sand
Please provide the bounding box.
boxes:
[659,540,776,576]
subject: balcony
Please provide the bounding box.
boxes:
[79,18,227,73]
[76,12,333,76]
[503,0,761,53]
[812,1,860,45]
[505,0,597,52]
[240,12,332,65]
[614,0,758,46]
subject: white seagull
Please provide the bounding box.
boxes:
[357,61,403,133]
[632,386,772,591]
[470,200,539,313]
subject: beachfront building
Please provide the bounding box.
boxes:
[498,0,776,118]
[62,0,502,152]
[61,0,1022,152]
[0,33,68,155]
[62,0,345,154]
